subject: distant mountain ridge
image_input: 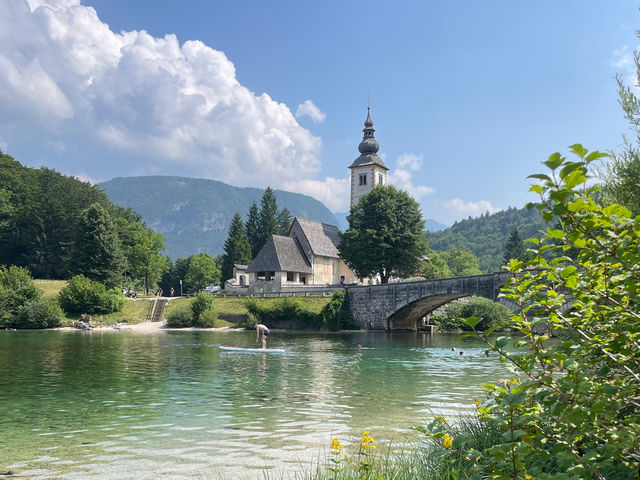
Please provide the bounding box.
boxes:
[99,176,338,260]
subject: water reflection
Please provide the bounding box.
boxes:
[0,330,506,479]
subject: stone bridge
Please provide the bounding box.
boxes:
[346,272,514,331]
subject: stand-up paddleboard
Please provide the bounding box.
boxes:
[219,346,285,353]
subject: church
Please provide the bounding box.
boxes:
[226,109,388,294]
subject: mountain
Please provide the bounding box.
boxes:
[426,206,546,273]
[333,213,448,233]
[333,212,349,232]
[100,176,338,260]
[425,218,448,232]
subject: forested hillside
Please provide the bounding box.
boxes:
[100,176,338,260]
[427,206,546,273]
[0,152,163,282]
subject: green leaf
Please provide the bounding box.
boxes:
[527,173,552,182]
[544,152,564,169]
[568,143,588,158]
[462,316,482,329]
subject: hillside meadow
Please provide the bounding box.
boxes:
[33,280,332,327]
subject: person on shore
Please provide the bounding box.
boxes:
[253,322,270,349]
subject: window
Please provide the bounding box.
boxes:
[378,173,384,185]
[359,173,367,186]
[287,272,294,282]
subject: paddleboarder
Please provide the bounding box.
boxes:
[253,322,270,349]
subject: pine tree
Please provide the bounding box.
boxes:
[70,203,125,288]
[277,207,292,235]
[502,227,528,265]
[245,201,260,258]
[221,213,252,282]
[257,187,279,253]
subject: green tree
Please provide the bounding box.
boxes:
[277,207,292,235]
[601,47,640,215]
[113,206,168,293]
[184,253,220,293]
[441,244,482,276]
[502,227,529,265]
[0,265,42,328]
[221,212,252,283]
[70,203,125,288]
[245,201,260,258]
[257,186,280,252]
[417,250,452,279]
[339,185,428,283]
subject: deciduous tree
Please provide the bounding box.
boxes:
[339,185,427,284]
[70,203,125,288]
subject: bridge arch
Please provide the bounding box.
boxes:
[346,273,513,331]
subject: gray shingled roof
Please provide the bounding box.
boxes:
[246,235,312,273]
[293,217,341,258]
[349,153,389,170]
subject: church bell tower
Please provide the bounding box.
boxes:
[348,108,389,207]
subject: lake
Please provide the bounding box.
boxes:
[0,329,507,479]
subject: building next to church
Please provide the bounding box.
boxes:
[225,109,386,294]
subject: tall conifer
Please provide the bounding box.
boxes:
[257,187,279,253]
[221,213,252,282]
[245,201,260,258]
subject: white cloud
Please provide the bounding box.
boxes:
[0,0,322,187]
[0,136,7,152]
[388,153,435,200]
[445,198,501,216]
[295,99,326,123]
[396,153,422,171]
[612,46,637,88]
[73,173,97,185]
[283,176,349,212]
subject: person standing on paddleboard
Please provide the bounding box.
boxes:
[254,322,270,349]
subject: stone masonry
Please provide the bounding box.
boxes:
[346,272,513,331]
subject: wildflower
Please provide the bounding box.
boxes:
[361,431,376,450]
[524,475,532,480]
[330,437,343,456]
[474,397,481,409]
[443,433,453,448]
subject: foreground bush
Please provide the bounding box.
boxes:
[0,265,44,328]
[17,297,63,329]
[166,304,193,327]
[57,275,124,315]
[424,146,640,479]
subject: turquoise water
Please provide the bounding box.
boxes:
[0,330,506,479]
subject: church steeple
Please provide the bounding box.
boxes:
[358,107,379,154]
[349,108,389,207]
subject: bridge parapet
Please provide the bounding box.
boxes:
[346,272,512,331]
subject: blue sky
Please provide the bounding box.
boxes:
[0,1,636,225]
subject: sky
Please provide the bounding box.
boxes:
[0,0,637,225]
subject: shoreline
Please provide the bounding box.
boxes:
[54,321,245,333]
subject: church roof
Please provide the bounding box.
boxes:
[292,217,341,258]
[246,235,312,273]
[348,108,389,171]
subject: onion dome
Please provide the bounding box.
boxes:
[349,108,388,170]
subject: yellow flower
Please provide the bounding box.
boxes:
[330,437,343,456]
[474,397,481,409]
[443,433,453,448]
[525,475,532,480]
[361,431,376,450]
